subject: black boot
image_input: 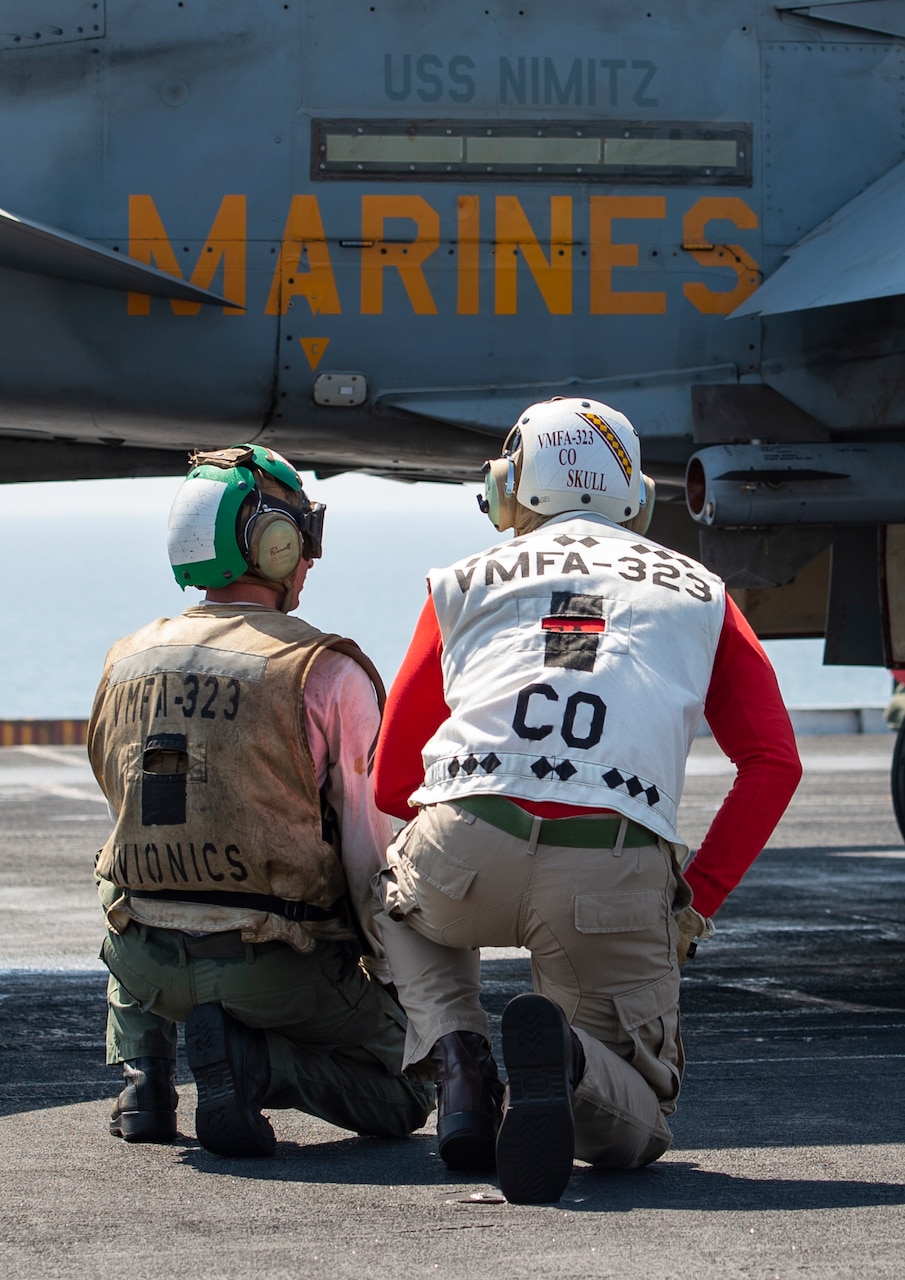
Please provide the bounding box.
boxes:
[109,1057,178,1143]
[185,1004,275,1158]
[430,1031,504,1171]
[496,994,584,1204]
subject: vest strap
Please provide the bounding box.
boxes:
[454,796,655,849]
[127,888,341,922]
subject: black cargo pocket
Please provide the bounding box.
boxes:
[141,733,188,826]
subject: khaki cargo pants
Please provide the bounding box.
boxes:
[102,921,434,1139]
[373,800,689,1169]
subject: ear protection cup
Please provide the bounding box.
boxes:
[482,455,520,532]
[243,508,304,580]
[621,475,656,536]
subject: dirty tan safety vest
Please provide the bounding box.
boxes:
[89,604,380,918]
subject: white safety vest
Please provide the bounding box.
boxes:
[414,513,726,844]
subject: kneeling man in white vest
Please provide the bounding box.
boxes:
[372,398,801,1203]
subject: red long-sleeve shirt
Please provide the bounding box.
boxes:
[374,592,801,919]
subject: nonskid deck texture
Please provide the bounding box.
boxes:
[1,735,903,1279]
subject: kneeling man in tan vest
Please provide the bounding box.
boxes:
[90,445,433,1156]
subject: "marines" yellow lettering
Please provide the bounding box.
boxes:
[126,193,760,318]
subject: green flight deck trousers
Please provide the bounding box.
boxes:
[102,918,434,1140]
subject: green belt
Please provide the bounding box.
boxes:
[454,795,655,849]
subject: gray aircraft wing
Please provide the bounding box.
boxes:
[732,155,905,317]
[776,1,905,40]
[0,207,237,307]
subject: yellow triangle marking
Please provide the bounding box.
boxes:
[300,337,330,372]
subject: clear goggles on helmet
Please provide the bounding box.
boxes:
[297,498,326,559]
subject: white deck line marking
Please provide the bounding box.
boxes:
[14,745,89,768]
[712,980,899,1014]
[692,1054,905,1066]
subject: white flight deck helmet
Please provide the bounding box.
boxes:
[479,397,654,534]
[166,444,326,612]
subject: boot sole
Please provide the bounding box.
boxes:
[185,1005,275,1158]
[497,995,575,1204]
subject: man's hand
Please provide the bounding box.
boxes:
[675,904,715,964]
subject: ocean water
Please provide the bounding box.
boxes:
[0,473,894,718]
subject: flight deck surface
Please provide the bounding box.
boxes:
[1,736,903,1279]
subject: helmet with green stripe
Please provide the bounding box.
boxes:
[167,445,325,598]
